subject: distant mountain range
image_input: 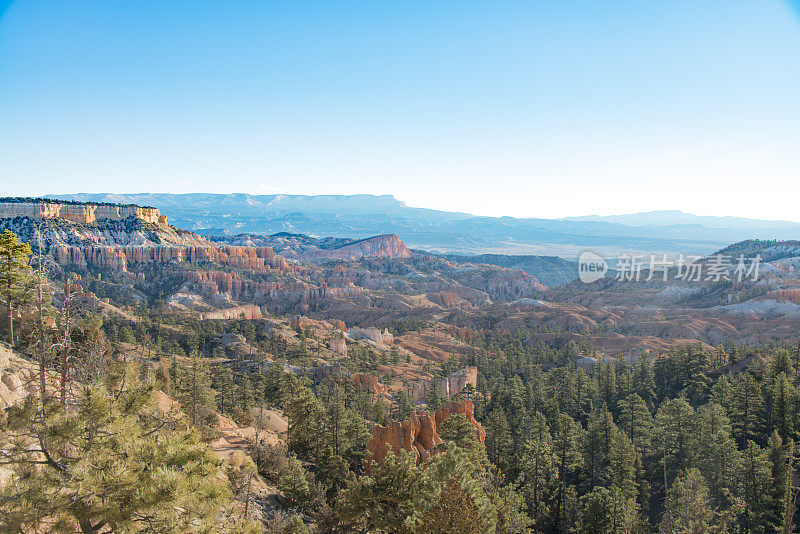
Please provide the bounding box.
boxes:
[48,193,800,259]
[564,210,800,230]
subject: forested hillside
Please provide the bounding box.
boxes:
[3,218,800,532]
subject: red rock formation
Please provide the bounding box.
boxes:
[330,319,347,331]
[329,337,348,357]
[427,291,463,308]
[352,373,389,396]
[200,305,263,320]
[328,234,413,259]
[365,400,485,468]
[290,315,335,330]
[184,270,284,297]
[273,233,413,261]
[765,289,800,304]
[49,243,298,277]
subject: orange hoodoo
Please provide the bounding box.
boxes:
[365,400,485,469]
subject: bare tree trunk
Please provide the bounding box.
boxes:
[60,279,71,408]
[191,359,198,426]
[36,228,46,399]
[242,471,254,519]
[5,285,12,347]
[663,441,672,534]
[784,441,796,534]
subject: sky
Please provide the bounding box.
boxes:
[1,1,800,220]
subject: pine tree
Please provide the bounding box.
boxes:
[677,344,712,405]
[426,383,444,411]
[175,350,216,428]
[711,345,729,369]
[517,413,556,530]
[654,397,697,484]
[739,440,772,532]
[770,372,795,441]
[617,393,653,455]
[730,372,764,447]
[485,407,514,474]
[418,476,486,534]
[420,443,498,534]
[235,372,256,418]
[394,389,414,420]
[577,486,636,534]
[608,431,637,502]
[440,412,484,463]
[264,359,286,406]
[0,363,256,533]
[668,468,715,533]
[0,229,32,346]
[693,403,741,516]
[282,515,310,534]
[582,409,617,488]
[553,413,583,531]
[214,364,235,415]
[596,362,617,411]
[633,354,656,408]
[766,432,790,531]
[710,374,733,409]
[771,349,794,380]
[278,454,314,510]
[284,380,325,458]
[338,449,428,533]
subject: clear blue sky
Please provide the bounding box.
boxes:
[2,1,800,219]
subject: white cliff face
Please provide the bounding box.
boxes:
[0,200,300,277]
[348,326,394,346]
[409,367,478,403]
[0,201,167,225]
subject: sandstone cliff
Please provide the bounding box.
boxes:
[1,201,302,279]
[365,400,485,468]
[348,326,393,346]
[352,373,389,396]
[0,199,167,225]
[409,367,478,403]
[219,233,413,262]
[199,305,264,320]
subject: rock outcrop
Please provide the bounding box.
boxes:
[349,326,393,346]
[1,199,301,277]
[0,199,167,225]
[220,233,414,262]
[365,400,485,468]
[52,245,294,274]
[328,338,348,357]
[186,271,285,297]
[0,346,40,410]
[307,363,341,383]
[409,367,478,403]
[200,305,263,320]
[352,373,389,396]
[323,234,413,260]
